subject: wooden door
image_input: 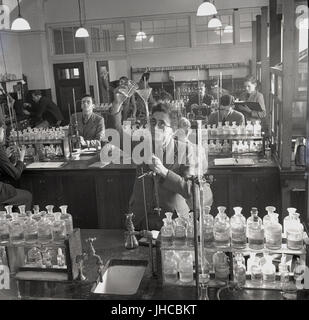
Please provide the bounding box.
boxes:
[53,62,86,124]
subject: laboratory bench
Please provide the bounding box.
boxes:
[17,153,305,229]
[0,229,302,300]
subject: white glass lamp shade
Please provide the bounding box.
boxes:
[116,34,125,41]
[197,1,217,17]
[224,25,233,33]
[11,17,31,31]
[135,31,147,42]
[208,16,222,28]
[75,27,89,38]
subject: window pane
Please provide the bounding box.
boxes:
[208,30,220,44]
[73,27,86,53]
[240,28,252,42]
[53,29,63,55]
[62,27,74,54]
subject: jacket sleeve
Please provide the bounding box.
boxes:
[84,117,105,148]
[0,148,24,180]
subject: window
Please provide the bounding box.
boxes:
[129,18,190,50]
[57,68,80,80]
[240,13,253,42]
[53,27,86,55]
[91,23,126,53]
[196,15,233,46]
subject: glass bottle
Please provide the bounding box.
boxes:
[60,205,73,235]
[263,206,276,228]
[286,213,303,250]
[27,247,43,267]
[57,248,66,267]
[214,206,230,249]
[231,122,237,135]
[213,251,230,281]
[0,213,10,245]
[163,251,178,284]
[9,212,25,245]
[217,122,223,136]
[173,218,186,247]
[45,205,56,223]
[283,207,298,236]
[293,258,305,290]
[230,207,247,249]
[160,218,174,247]
[222,140,230,153]
[203,206,214,248]
[52,212,66,244]
[232,141,238,153]
[253,120,262,137]
[32,205,42,222]
[262,253,276,283]
[247,208,264,250]
[250,255,263,283]
[24,213,38,244]
[37,213,53,244]
[245,120,254,136]
[18,205,28,224]
[215,140,222,153]
[223,123,230,136]
[178,252,194,283]
[234,259,246,288]
[279,254,290,291]
[265,213,282,250]
[206,124,212,137]
[211,125,218,136]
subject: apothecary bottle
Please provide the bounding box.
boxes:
[163,251,178,284]
[285,212,303,250]
[247,207,264,250]
[213,251,230,281]
[283,208,298,236]
[264,213,282,250]
[230,207,247,249]
[60,205,73,235]
[52,212,66,244]
[160,218,173,247]
[9,212,25,245]
[263,206,276,228]
[24,213,38,244]
[214,206,230,248]
[0,212,10,245]
[173,217,186,247]
[37,213,53,244]
[178,252,194,283]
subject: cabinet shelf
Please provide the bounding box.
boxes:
[207,135,263,140]
[12,139,64,145]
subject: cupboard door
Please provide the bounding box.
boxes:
[61,174,98,229]
[209,174,230,217]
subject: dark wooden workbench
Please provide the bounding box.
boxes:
[18,154,284,229]
[0,229,293,300]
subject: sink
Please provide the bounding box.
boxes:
[91,259,148,296]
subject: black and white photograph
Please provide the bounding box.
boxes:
[0,0,308,307]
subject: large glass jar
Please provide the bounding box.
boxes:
[283,208,298,236]
[285,213,303,250]
[203,206,214,248]
[52,212,66,244]
[163,251,178,284]
[178,252,193,283]
[213,251,230,281]
[60,205,73,235]
[214,206,230,248]
[160,218,174,247]
[230,207,247,249]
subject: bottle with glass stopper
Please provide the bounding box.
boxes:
[37,212,53,244]
[264,212,282,250]
[59,205,73,235]
[250,255,263,283]
[57,248,66,267]
[9,212,25,245]
[203,206,214,247]
[0,212,10,245]
[173,217,186,247]
[279,254,290,292]
[52,212,67,244]
[4,205,13,221]
[283,208,298,236]
[160,218,174,247]
[230,207,247,249]
[285,212,303,250]
[18,205,28,223]
[24,212,38,244]
[213,251,230,281]
[263,206,276,228]
[234,257,246,288]
[45,205,56,223]
[247,207,264,250]
[213,206,230,248]
[262,253,276,283]
[32,205,42,222]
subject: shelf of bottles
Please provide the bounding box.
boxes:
[0,204,76,274]
[158,206,308,291]
[203,120,264,156]
[8,127,69,161]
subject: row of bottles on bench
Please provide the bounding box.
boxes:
[208,140,263,154]
[206,121,261,137]
[160,206,304,250]
[0,204,73,246]
[163,249,306,289]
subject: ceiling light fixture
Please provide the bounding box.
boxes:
[116,34,125,41]
[208,15,222,28]
[75,0,89,38]
[197,0,217,17]
[135,21,147,42]
[11,0,31,31]
[224,11,234,33]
